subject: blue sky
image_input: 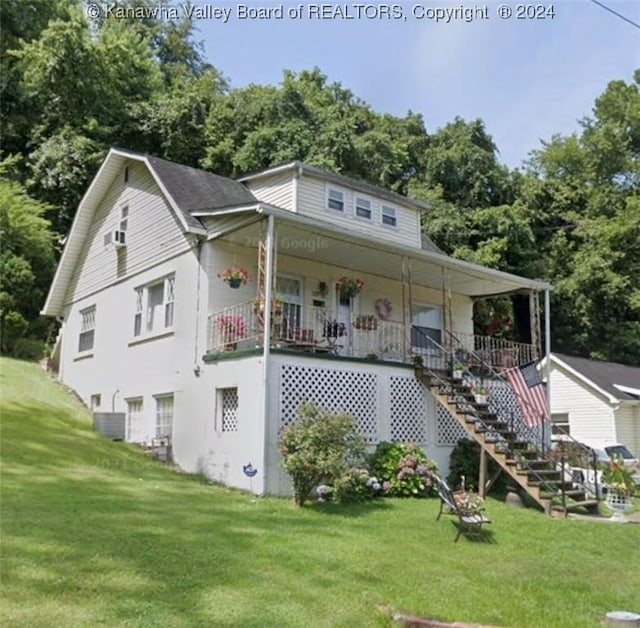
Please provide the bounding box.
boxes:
[193,1,640,168]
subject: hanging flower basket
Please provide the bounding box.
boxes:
[336,276,364,298]
[219,266,249,289]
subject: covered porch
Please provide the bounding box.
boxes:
[201,208,550,370]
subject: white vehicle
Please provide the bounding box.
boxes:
[552,438,640,498]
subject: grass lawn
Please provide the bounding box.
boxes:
[1,357,639,627]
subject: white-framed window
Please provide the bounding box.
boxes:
[381,205,398,228]
[326,186,345,212]
[216,387,239,432]
[134,275,175,337]
[355,196,372,220]
[126,397,143,441]
[90,394,101,410]
[119,204,129,231]
[78,305,96,352]
[551,413,570,436]
[155,394,174,439]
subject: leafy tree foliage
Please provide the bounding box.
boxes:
[0,161,55,355]
[278,402,366,506]
[521,71,640,364]
[203,68,427,193]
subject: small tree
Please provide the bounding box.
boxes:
[278,402,366,506]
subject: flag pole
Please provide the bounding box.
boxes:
[543,287,551,454]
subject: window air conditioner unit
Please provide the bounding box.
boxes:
[104,230,126,249]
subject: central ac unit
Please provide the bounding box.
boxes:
[104,230,126,249]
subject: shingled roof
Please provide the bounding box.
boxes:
[113,149,257,230]
[554,353,640,401]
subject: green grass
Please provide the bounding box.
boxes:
[1,357,639,627]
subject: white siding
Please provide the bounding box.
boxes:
[297,175,422,248]
[182,355,266,493]
[615,405,640,458]
[65,161,192,305]
[549,364,616,444]
[245,172,294,210]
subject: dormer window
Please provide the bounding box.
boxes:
[355,196,372,220]
[381,205,398,228]
[326,187,345,212]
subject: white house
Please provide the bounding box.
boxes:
[43,148,553,497]
[547,353,640,456]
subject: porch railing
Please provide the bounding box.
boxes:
[448,331,537,369]
[207,301,536,368]
[207,301,406,360]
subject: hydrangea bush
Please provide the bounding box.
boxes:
[369,441,438,497]
[278,402,367,506]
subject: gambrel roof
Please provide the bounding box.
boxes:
[43,148,551,317]
[42,148,260,316]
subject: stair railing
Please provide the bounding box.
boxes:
[444,329,601,506]
[444,329,549,452]
[411,328,565,506]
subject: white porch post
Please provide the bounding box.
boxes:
[401,256,412,360]
[543,287,551,451]
[260,214,275,495]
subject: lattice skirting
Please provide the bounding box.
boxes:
[280,363,379,443]
[279,365,441,445]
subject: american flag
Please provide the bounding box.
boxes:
[505,361,548,426]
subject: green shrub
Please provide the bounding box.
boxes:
[369,441,437,497]
[447,438,509,493]
[278,402,366,506]
[332,467,382,504]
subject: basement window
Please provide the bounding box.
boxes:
[217,387,239,432]
[155,394,174,439]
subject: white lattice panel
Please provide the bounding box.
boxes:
[486,379,545,445]
[436,403,469,446]
[389,377,428,443]
[280,364,378,443]
[221,388,238,432]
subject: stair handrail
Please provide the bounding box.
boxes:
[411,329,566,505]
[444,329,601,501]
[412,328,599,510]
[444,329,549,444]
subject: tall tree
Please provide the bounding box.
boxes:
[203,68,428,193]
[523,71,640,364]
[0,160,56,355]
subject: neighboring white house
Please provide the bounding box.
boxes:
[42,148,551,496]
[547,353,640,457]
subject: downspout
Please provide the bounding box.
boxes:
[260,214,276,495]
[193,238,203,374]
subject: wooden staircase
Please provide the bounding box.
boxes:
[417,368,600,516]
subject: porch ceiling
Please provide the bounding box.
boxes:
[212,209,551,297]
